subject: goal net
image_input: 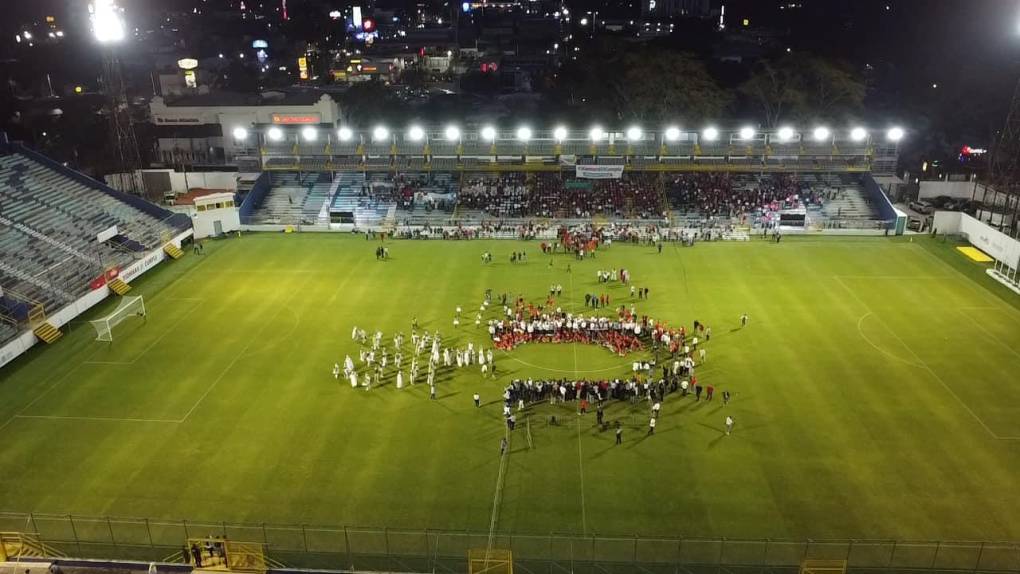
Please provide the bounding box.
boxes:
[90,296,146,341]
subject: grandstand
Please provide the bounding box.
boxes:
[245,172,333,225]
[0,144,190,349]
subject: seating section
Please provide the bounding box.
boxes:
[249,172,332,225]
[260,170,881,228]
[665,172,880,225]
[0,151,181,342]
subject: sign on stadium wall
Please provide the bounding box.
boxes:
[271,113,321,125]
[575,165,625,179]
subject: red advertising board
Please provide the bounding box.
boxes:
[271,113,321,125]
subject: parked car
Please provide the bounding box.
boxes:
[909,199,935,214]
[907,216,923,231]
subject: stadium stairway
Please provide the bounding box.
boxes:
[164,243,185,260]
[0,532,66,560]
[108,277,131,295]
[32,322,62,344]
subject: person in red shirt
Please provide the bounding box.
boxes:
[706,385,714,401]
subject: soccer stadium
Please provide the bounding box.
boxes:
[1,116,1020,574]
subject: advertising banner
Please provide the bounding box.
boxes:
[575,165,624,179]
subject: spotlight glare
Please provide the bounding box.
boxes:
[481,125,497,142]
[626,125,643,142]
[777,126,795,142]
[850,127,868,142]
[373,125,390,141]
[301,126,317,141]
[813,126,830,141]
[553,125,568,141]
[702,127,719,141]
[444,125,461,141]
[589,126,605,142]
[267,127,283,141]
[887,127,905,142]
[516,126,532,142]
[408,125,425,142]
[739,126,756,140]
[664,126,681,141]
[232,127,248,140]
[337,126,353,141]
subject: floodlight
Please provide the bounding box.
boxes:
[267,127,283,141]
[301,126,317,141]
[739,126,755,140]
[664,126,681,142]
[813,126,830,141]
[626,126,643,142]
[373,125,390,141]
[589,126,605,142]
[777,126,795,142]
[553,125,568,142]
[516,126,533,141]
[408,125,425,142]
[850,127,867,142]
[444,125,461,141]
[887,127,904,142]
[337,126,353,141]
[232,127,248,140]
[91,0,126,43]
[481,125,497,142]
[702,127,719,141]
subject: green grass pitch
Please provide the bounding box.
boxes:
[0,234,1019,542]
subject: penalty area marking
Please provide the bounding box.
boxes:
[855,312,925,369]
[836,276,1019,441]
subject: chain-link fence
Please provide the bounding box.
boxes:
[1,513,1018,574]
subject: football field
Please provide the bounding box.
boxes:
[1,233,1019,544]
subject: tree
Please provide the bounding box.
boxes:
[549,39,731,122]
[741,55,865,127]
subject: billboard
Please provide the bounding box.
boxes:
[298,56,309,80]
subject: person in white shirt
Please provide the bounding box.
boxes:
[725,416,734,435]
[699,348,706,363]
[680,380,689,396]
[647,417,656,435]
[396,371,404,389]
[332,363,340,379]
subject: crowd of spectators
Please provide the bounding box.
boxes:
[666,174,826,221]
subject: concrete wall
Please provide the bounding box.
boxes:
[919,180,982,200]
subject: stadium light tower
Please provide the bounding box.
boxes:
[91,0,141,194]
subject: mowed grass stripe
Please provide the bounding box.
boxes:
[0,234,1017,542]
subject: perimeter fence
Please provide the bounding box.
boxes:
[2,512,1018,574]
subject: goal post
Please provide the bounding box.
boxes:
[90,296,146,341]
